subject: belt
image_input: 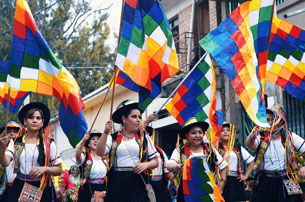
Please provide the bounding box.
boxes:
[151,175,162,181]
[6,183,13,188]
[113,167,134,172]
[262,170,286,177]
[88,178,105,184]
[17,173,41,182]
[228,171,238,177]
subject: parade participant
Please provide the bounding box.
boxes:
[76,130,107,201]
[217,122,254,202]
[151,144,173,202]
[166,117,227,202]
[246,104,305,202]
[0,102,62,202]
[61,165,81,202]
[97,99,158,202]
[0,121,21,202]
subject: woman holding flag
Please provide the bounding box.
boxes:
[217,122,255,202]
[166,117,227,202]
[97,99,158,202]
[75,129,108,201]
[246,104,305,202]
[0,102,62,202]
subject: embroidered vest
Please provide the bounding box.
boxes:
[178,143,217,172]
[218,142,244,176]
[80,151,107,183]
[13,136,53,174]
[254,130,298,172]
[108,129,149,169]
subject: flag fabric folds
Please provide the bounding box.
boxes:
[115,0,179,110]
[266,17,305,101]
[200,0,273,128]
[165,54,217,129]
[6,0,87,147]
[0,61,29,113]
[182,157,224,202]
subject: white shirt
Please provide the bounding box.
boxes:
[152,150,169,176]
[252,132,305,171]
[106,134,157,167]
[5,139,62,175]
[5,161,15,183]
[80,154,107,179]
[225,146,254,172]
[169,146,228,171]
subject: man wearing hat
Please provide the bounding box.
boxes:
[0,121,21,202]
[246,104,305,202]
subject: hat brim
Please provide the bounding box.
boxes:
[18,102,50,128]
[179,121,209,139]
[112,103,143,124]
[85,132,102,148]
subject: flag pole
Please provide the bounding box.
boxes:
[88,77,114,133]
[4,87,11,133]
[109,0,125,119]
[155,52,208,114]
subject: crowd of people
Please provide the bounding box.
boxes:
[0,100,304,202]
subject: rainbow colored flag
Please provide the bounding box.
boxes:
[0,61,30,113]
[115,0,179,110]
[7,0,87,147]
[165,54,217,129]
[200,0,273,127]
[266,17,305,101]
[182,157,224,202]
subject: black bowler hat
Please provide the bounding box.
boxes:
[18,102,50,128]
[179,117,209,139]
[112,99,143,124]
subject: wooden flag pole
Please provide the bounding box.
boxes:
[225,92,235,113]
[87,77,115,133]
[109,0,125,119]
[155,52,208,115]
[109,67,117,118]
[4,87,11,133]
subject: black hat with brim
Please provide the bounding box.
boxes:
[85,129,103,148]
[112,99,143,124]
[18,102,50,128]
[179,117,209,139]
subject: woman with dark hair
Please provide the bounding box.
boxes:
[0,102,62,202]
[75,130,107,201]
[166,117,227,202]
[246,104,305,202]
[217,122,254,202]
[97,99,158,202]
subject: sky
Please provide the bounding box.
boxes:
[92,0,122,49]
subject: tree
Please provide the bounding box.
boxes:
[0,0,115,125]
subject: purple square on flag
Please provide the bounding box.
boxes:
[12,35,25,53]
[25,39,40,57]
[11,50,24,66]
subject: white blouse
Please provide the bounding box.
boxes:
[252,132,305,171]
[106,134,157,167]
[80,154,107,179]
[225,146,254,172]
[152,150,169,176]
[5,161,15,183]
[5,139,62,175]
[169,147,228,171]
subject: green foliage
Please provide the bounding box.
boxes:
[0,0,116,126]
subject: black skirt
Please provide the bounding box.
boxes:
[151,178,171,202]
[252,172,302,202]
[78,181,106,202]
[106,169,149,202]
[9,177,57,202]
[222,175,246,202]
